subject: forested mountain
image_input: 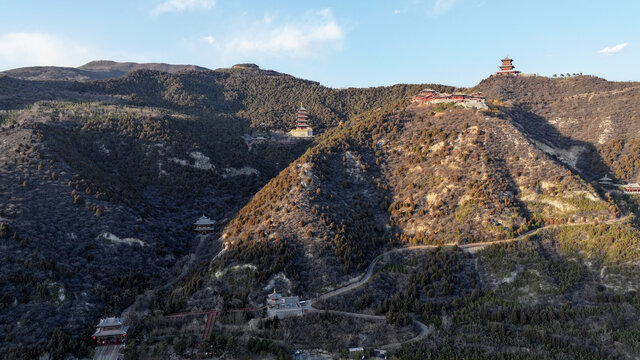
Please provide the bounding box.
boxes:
[0,63,447,358]
[156,74,640,359]
[2,61,209,82]
[3,64,640,359]
[177,89,615,303]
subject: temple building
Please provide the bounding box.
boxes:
[92,317,128,346]
[621,183,640,194]
[266,289,307,318]
[194,215,215,235]
[497,56,520,75]
[288,105,314,138]
[598,174,613,185]
[411,89,487,109]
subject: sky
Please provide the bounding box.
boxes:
[0,0,638,88]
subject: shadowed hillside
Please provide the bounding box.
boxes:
[478,75,640,182]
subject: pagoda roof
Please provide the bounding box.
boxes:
[501,55,513,61]
[298,107,307,111]
[97,317,124,328]
[93,326,129,338]
[194,215,215,226]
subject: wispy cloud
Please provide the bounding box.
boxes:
[597,42,628,55]
[0,32,91,69]
[433,0,456,14]
[0,32,153,70]
[151,0,214,16]
[218,8,344,59]
[201,35,215,45]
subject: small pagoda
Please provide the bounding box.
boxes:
[497,56,520,75]
[194,215,215,235]
[92,317,128,346]
[288,105,313,138]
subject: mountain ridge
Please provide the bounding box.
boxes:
[2,60,210,82]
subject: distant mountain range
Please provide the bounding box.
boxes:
[1,60,210,81]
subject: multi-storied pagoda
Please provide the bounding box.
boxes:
[92,317,128,346]
[194,215,215,235]
[497,56,520,75]
[288,105,313,138]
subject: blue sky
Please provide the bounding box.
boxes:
[0,0,637,88]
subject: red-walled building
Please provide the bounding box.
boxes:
[92,317,128,346]
[411,89,487,109]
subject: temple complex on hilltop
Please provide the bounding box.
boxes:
[194,215,215,235]
[497,56,520,75]
[92,317,128,346]
[288,105,314,138]
[411,89,487,109]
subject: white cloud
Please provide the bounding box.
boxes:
[201,35,216,45]
[433,0,456,14]
[0,32,92,69]
[151,0,214,16]
[597,42,628,55]
[0,32,153,70]
[220,8,344,59]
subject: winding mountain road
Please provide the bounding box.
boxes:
[307,214,627,349]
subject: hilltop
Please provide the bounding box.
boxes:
[186,95,615,302]
[2,60,209,82]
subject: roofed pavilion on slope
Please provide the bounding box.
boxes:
[92,317,129,346]
[194,215,215,235]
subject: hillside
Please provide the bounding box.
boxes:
[144,76,640,359]
[2,60,209,82]
[167,98,615,313]
[73,66,454,132]
[478,75,640,182]
[4,66,640,358]
[0,67,449,357]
